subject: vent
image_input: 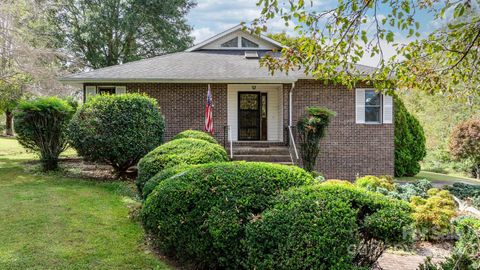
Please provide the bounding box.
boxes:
[244,51,259,59]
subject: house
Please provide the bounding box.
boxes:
[60,25,394,180]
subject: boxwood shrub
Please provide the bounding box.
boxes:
[68,93,164,176]
[172,130,218,144]
[141,161,314,269]
[136,138,228,192]
[355,175,396,191]
[141,165,195,199]
[245,183,413,269]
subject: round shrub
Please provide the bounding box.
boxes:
[245,184,413,269]
[141,161,314,269]
[172,130,218,144]
[142,165,195,199]
[136,138,228,192]
[355,175,395,191]
[68,93,164,176]
[14,97,75,171]
[320,179,354,186]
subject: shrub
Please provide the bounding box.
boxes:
[245,184,413,269]
[14,97,74,171]
[355,175,395,191]
[410,188,456,240]
[136,138,228,192]
[297,106,336,172]
[141,162,313,269]
[394,97,426,177]
[172,130,218,144]
[449,119,480,179]
[444,182,480,200]
[141,165,195,199]
[387,179,433,201]
[68,93,164,177]
[320,179,354,186]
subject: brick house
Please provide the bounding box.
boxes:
[60,25,394,180]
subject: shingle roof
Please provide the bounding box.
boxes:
[59,50,377,84]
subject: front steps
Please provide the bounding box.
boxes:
[230,143,292,165]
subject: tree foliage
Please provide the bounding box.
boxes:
[394,96,426,177]
[297,106,336,172]
[448,119,480,179]
[48,0,196,69]
[14,97,74,171]
[252,0,480,99]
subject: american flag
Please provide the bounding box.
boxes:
[204,84,214,134]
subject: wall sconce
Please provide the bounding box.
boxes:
[252,85,256,90]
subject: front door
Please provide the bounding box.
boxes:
[238,92,261,140]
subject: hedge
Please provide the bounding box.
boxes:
[68,93,164,176]
[141,161,314,269]
[142,165,195,199]
[136,138,228,192]
[172,130,218,144]
[245,183,413,269]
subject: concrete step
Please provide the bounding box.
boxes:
[232,154,292,163]
[234,146,290,155]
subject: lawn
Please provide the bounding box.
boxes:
[396,170,480,186]
[0,137,170,270]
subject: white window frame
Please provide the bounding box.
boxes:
[356,88,393,124]
[364,89,383,124]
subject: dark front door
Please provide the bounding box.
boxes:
[238,92,261,140]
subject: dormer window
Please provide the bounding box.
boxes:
[241,37,259,48]
[221,37,238,47]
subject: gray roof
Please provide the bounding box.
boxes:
[59,50,377,84]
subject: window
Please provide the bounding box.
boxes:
[221,37,238,47]
[97,86,116,95]
[241,37,259,48]
[364,90,382,123]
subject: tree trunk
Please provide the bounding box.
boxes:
[5,109,13,136]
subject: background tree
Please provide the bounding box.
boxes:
[394,97,426,177]
[0,74,29,135]
[251,0,480,99]
[48,0,196,69]
[297,106,336,172]
[449,119,480,179]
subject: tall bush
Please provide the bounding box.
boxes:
[297,106,336,172]
[14,97,75,171]
[245,183,413,269]
[394,97,426,177]
[172,130,218,144]
[448,119,480,179]
[141,162,313,269]
[68,93,164,177]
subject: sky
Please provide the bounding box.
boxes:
[186,0,438,66]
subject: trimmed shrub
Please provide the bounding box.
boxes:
[444,182,480,200]
[141,162,314,269]
[320,179,354,186]
[142,165,195,199]
[448,119,480,179]
[386,179,433,201]
[355,175,395,191]
[172,130,218,144]
[136,138,228,192]
[14,97,74,171]
[394,97,426,177]
[245,184,413,269]
[297,106,336,172]
[68,93,164,176]
[410,188,456,240]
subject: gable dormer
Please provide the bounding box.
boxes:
[185,25,283,52]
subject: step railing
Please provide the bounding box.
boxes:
[287,125,300,165]
[223,125,233,159]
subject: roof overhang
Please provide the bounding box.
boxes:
[58,77,298,85]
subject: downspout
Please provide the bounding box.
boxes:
[289,82,295,126]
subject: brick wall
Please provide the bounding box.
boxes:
[289,80,395,180]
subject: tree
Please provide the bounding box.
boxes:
[394,97,426,177]
[14,97,74,171]
[0,74,30,136]
[449,119,480,179]
[297,106,336,172]
[251,0,480,99]
[48,0,196,69]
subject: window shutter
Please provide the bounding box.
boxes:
[85,86,96,102]
[383,94,393,124]
[115,86,126,95]
[355,89,365,124]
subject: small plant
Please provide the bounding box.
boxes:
[410,188,456,240]
[445,182,480,200]
[387,179,433,201]
[172,130,218,144]
[297,106,336,172]
[68,93,164,177]
[14,97,75,171]
[355,175,396,191]
[449,119,480,179]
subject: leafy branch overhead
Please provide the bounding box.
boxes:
[251,0,480,98]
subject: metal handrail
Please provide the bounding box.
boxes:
[288,125,299,160]
[228,125,233,159]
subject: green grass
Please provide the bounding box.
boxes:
[396,170,480,185]
[0,137,170,270]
